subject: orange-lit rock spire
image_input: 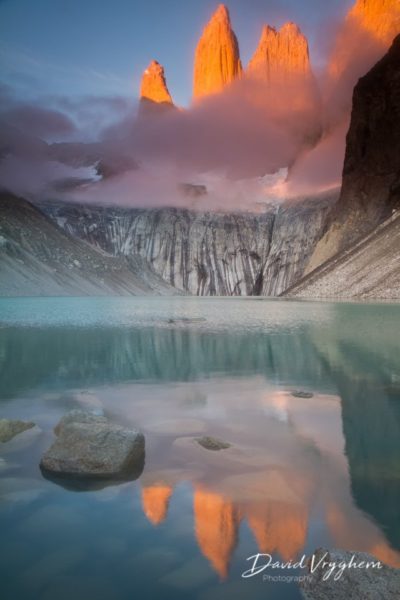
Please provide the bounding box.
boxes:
[193,4,242,100]
[247,22,311,83]
[329,0,400,78]
[142,484,173,525]
[193,487,240,578]
[349,0,400,46]
[139,60,174,113]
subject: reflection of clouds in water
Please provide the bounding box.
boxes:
[326,502,400,569]
[263,390,289,423]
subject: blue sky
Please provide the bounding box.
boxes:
[0,0,353,107]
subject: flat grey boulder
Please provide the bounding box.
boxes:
[54,409,107,435]
[0,419,35,443]
[41,411,145,483]
[300,548,400,600]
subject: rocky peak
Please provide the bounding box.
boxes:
[329,0,400,79]
[247,21,311,82]
[193,4,242,100]
[139,60,174,114]
[349,0,400,46]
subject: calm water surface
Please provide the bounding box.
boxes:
[1,297,400,600]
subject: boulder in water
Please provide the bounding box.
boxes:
[41,411,145,485]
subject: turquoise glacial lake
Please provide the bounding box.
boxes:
[0,297,399,600]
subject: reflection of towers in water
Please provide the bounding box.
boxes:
[141,485,173,525]
[247,501,308,561]
[193,487,240,579]
[141,481,309,578]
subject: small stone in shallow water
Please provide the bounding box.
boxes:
[0,419,35,443]
[291,390,314,399]
[195,436,231,451]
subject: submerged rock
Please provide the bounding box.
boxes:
[291,390,314,399]
[167,317,207,324]
[0,419,35,443]
[196,436,231,451]
[41,411,145,484]
[300,548,400,600]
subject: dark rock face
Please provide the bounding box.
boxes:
[308,34,400,271]
[39,191,336,297]
[40,411,145,483]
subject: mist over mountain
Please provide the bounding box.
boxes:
[0,0,399,209]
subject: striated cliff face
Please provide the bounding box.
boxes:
[39,191,336,297]
[0,193,176,297]
[193,4,242,100]
[139,60,175,115]
[248,22,311,83]
[307,34,400,272]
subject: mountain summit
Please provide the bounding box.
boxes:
[139,60,174,114]
[193,4,242,100]
[350,0,400,46]
[247,22,311,83]
[329,0,400,78]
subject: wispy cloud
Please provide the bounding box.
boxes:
[0,41,132,98]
